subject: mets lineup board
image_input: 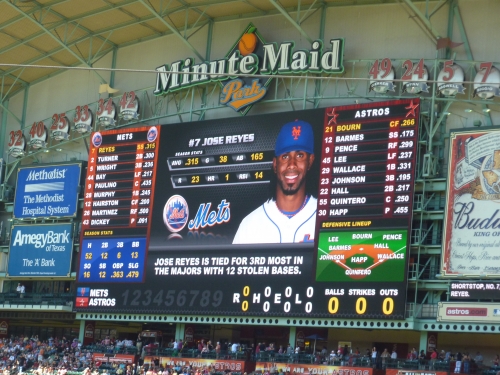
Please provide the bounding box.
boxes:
[75,100,419,319]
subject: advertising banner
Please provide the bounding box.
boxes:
[83,321,96,346]
[437,302,500,323]
[13,163,82,219]
[386,371,447,375]
[442,129,500,277]
[8,223,73,277]
[92,353,135,364]
[426,332,437,355]
[144,357,245,371]
[255,363,373,375]
[75,100,419,319]
[0,320,8,338]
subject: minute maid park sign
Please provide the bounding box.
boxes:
[154,24,344,115]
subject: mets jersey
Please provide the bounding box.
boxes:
[232,197,317,244]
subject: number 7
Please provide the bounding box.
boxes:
[479,62,493,83]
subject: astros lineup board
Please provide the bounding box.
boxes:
[75,99,419,319]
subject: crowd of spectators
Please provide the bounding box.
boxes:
[2,334,500,375]
[0,335,99,375]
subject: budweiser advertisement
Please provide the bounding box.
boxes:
[442,129,500,277]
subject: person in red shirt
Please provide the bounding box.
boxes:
[430,349,438,369]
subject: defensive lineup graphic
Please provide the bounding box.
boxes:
[316,229,407,282]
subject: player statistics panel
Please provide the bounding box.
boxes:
[171,170,272,188]
[168,153,272,189]
[315,99,419,284]
[74,248,407,318]
[78,126,160,283]
[167,151,273,170]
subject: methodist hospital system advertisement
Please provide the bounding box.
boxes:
[75,100,419,319]
[441,129,500,277]
[13,163,82,219]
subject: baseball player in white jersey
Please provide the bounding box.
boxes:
[233,119,317,244]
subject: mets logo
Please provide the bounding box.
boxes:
[92,132,102,147]
[147,126,158,142]
[292,126,301,140]
[163,195,189,233]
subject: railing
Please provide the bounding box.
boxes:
[90,345,250,360]
[256,355,484,374]
[413,193,446,212]
[411,227,443,246]
[406,303,439,319]
[0,292,73,306]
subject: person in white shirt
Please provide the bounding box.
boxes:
[391,350,397,359]
[231,343,239,353]
[18,284,25,298]
[371,347,378,367]
[330,351,337,364]
[475,352,484,368]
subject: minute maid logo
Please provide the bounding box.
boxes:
[220,78,266,112]
[219,25,268,114]
[154,23,344,115]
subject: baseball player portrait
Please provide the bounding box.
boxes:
[233,119,317,244]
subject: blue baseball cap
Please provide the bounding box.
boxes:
[275,120,314,156]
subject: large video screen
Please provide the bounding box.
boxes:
[75,100,419,319]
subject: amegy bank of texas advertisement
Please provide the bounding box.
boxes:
[8,223,74,277]
[442,129,500,277]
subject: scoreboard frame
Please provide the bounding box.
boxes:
[75,100,419,319]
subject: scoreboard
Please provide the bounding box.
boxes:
[78,127,160,283]
[316,101,418,283]
[75,100,419,318]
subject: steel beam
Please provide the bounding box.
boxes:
[401,0,441,41]
[268,0,312,44]
[102,0,164,35]
[1,67,27,102]
[0,101,22,126]
[109,48,118,91]
[0,99,9,157]
[4,1,107,84]
[21,85,29,129]
[0,1,316,82]
[137,0,204,61]
[452,2,492,126]
[0,0,120,55]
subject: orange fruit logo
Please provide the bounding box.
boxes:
[238,26,257,56]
